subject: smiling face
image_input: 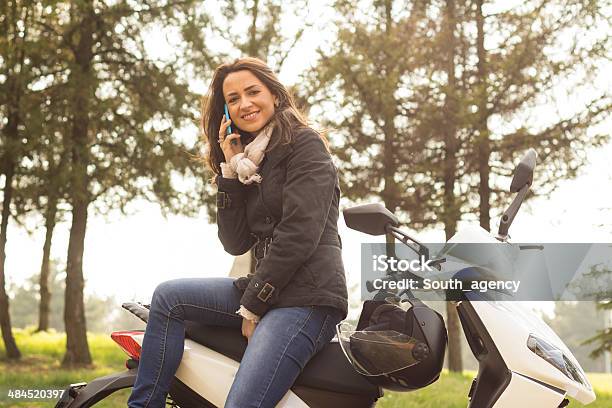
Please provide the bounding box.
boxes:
[222,70,278,134]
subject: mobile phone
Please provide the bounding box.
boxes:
[224,104,237,145]
[224,104,232,135]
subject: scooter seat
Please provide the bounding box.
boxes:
[184,322,379,397]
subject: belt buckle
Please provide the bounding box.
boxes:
[257,282,275,302]
[254,237,271,260]
[216,191,230,209]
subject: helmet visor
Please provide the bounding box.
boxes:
[336,322,422,376]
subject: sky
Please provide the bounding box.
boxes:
[3,0,611,316]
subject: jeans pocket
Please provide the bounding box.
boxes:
[315,311,339,353]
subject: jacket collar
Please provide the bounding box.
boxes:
[265,141,293,169]
[264,123,293,168]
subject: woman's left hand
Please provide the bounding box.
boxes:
[241,318,257,342]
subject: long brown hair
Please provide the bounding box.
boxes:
[202,57,312,176]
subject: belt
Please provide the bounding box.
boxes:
[252,233,342,260]
[253,236,272,260]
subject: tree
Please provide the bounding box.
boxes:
[586,300,611,361]
[29,0,205,365]
[439,0,464,373]
[469,0,610,228]
[308,0,430,220]
[0,0,53,360]
[423,0,610,368]
[4,0,315,365]
[35,158,67,333]
[0,1,78,336]
[576,263,612,361]
[306,0,474,371]
[11,67,72,333]
[306,0,610,373]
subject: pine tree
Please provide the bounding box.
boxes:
[29,0,204,365]
[468,0,610,228]
[306,0,610,373]
[0,0,55,360]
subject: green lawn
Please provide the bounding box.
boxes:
[380,371,612,408]
[1,328,611,407]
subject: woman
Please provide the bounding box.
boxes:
[127,57,348,408]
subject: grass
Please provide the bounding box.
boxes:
[380,371,612,408]
[0,329,128,408]
[1,328,611,407]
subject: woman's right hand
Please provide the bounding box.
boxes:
[218,115,244,163]
[241,318,257,343]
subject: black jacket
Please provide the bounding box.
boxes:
[216,127,348,319]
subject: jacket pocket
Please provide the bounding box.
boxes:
[261,171,285,214]
[296,264,318,288]
[302,245,343,289]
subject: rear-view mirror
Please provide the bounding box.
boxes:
[343,203,399,236]
[510,148,537,193]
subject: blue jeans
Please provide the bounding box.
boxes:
[127,277,343,408]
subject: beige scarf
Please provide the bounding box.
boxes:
[221,123,273,184]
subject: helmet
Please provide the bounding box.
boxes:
[337,298,447,391]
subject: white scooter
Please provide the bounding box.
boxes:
[446,149,596,407]
[55,149,596,407]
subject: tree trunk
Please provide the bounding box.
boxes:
[63,121,93,365]
[446,302,463,371]
[247,0,260,57]
[476,0,491,232]
[63,194,92,366]
[37,195,58,332]
[443,0,462,373]
[381,121,398,259]
[62,0,95,367]
[442,0,460,242]
[0,164,21,359]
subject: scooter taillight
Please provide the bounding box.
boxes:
[111,331,143,360]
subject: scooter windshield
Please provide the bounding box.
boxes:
[336,322,422,376]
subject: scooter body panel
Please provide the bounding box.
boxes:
[492,372,565,407]
[471,300,595,404]
[447,225,596,405]
[132,335,309,407]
